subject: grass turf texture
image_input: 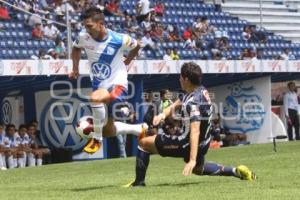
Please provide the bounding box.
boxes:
[1,142,300,200]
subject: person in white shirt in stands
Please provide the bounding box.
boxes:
[163,48,172,61]
[280,48,296,60]
[43,21,59,40]
[136,0,152,24]
[283,81,300,141]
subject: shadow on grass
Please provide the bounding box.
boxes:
[150,181,204,188]
[69,185,116,192]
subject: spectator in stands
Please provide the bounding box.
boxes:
[210,36,231,58]
[136,0,152,24]
[280,48,296,60]
[31,49,52,60]
[154,0,164,17]
[184,34,200,51]
[150,23,164,42]
[32,23,44,40]
[163,48,172,61]
[194,16,216,38]
[105,0,123,16]
[0,2,11,20]
[140,15,152,32]
[255,48,265,60]
[27,9,42,28]
[170,48,180,60]
[250,26,267,43]
[141,31,158,57]
[213,0,224,12]
[47,48,58,59]
[43,21,59,40]
[55,38,67,59]
[283,81,300,141]
[168,26,181,42]
[242,25,252,41]
[55,11,66,32]
[124,15,139,34]
[240,48,254,60]
[183,26,193,41]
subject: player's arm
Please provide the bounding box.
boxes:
[183,121,200,176]
[69,46,81,79]
[124,41,141,65]
[153,99,182,126]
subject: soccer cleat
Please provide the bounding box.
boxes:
[0,167,7,171]
[122,180,146,188]
[236,165,257,180]
[138,123,149,141]
[83,138,102,154]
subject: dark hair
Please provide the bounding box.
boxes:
[19,124,27,130]
[81,7,104,22]
[160,89,169,97]
[181,62,202,86]
[5,124,15,132]
[288,81,295,87]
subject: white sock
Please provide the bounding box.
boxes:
[114,122,147,136]
[28,153,36,167]
[2,155,6,168]
[8,156,14,169]
[91,104,106,141]
[0,155,4,168]
[13,158,17,168]
[37,158,42,166]
[18,158,25,168]
[23,153,27,167]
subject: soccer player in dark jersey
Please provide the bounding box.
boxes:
[125,62,256,187]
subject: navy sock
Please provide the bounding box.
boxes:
[135,147,150,183]
[202,162,237,177]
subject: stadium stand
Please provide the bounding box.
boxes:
[0,0,299,60]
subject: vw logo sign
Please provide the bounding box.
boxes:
[40,94,92,153]
[1,100,12,124]
[91,62,111,81]
[0,60,4,75]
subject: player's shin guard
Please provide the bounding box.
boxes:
[8,156,14,169]
[114,121,145,136]
[202,162,238,177]
[37,158,42,166]
[134,146,150,185]
[91,104,105,141]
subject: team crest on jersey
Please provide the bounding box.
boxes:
[106,46,115,55]
[91,62,112,80]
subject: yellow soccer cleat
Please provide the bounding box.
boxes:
[122,181,146,188]
[83,138,101,154]
[236,165,257,180]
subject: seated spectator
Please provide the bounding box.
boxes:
[32,23,44,40]
[31,49,53,60]
[163,48,172,61]
[154,0,164,17]
[0,2,10,20]
[254,48,265,60]
[194,16,217,38]
[55,38,67,59]
[55,11,66,32]
[280,48,296,60]
[105,0,123,16]
[250,26,267,43]
[141,31,158,57]
[168,26,181,42]
[123,15,139,33]
[210,37,231,57]
[47,48,58,59]
[141,16,152,32]
[184,34,200,50]
[170,48,180,60]
[183,26,193,41]
[242,25,252,41]
[240,48,255,60]
[27,9,42,28]
[213,0,224,12]
[150,23,164,42]
[43,21,59,40]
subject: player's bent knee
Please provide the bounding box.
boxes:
[193,165,204,175]
[90,89,110,104]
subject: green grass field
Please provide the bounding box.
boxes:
[1,142,300,200]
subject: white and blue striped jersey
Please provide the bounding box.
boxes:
[6,133,20,148]
[73,29,138,90]
[17,134,31,145]
[0,134,9,147]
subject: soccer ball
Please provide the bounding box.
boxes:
[76,116,94,139]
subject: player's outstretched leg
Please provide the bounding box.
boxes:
[194,162,256,180]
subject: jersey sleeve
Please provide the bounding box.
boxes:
[121,34,138,51]
[73,31,86,48]
[187,89,211,122]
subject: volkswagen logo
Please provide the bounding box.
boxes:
[40,94,92,153]
[91,62,111,81]
[1,100,12,124]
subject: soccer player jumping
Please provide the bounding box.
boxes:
[125,62,256,187]
[69,7,147,154]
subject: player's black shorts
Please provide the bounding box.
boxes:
[155,134,210,166]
